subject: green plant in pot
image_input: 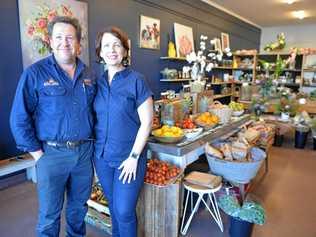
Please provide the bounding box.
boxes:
[309,117,316,138]
[274,97,298,120]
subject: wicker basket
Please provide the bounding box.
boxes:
[206,147,266,184]
[209,101,232,124]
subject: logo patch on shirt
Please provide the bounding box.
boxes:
[44,78,59,86]
[83,79,92,86]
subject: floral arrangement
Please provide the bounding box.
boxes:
[25,4,74,55]
[274,97,298,116]
[183,35,232,81]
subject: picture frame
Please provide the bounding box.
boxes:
[221,32,230,51]
[18,0,89,68]
[139,15,160,50]
[174,23,194,58]
[214,38,222,52]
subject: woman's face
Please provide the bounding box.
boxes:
[100,33,126,67]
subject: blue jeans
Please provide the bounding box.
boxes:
[36,142,94,237]
[93,155,147,237]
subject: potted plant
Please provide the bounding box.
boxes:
[293,112,311,149]
[309,117,316,150]
[274,97,298,120]
[218,185,265,237]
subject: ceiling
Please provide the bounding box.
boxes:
[203,0,316,28]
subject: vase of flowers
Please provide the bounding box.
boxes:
[183,35,232,93]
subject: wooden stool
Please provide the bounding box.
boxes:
[180,181,223,235]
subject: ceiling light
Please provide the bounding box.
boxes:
[292,10,306,19]
[286,0,295,4]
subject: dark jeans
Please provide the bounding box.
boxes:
[36,142,94,237]
[93,155,147,237]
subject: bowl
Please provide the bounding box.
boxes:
[194,120,217,130]
[183,127,203,140]
[152,134,184,143]
[232,110,244,117]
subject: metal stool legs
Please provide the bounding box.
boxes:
[180,190,223,235]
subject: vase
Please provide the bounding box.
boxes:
[190,80,205,93]
[280,112,290,121]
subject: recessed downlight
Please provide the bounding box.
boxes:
[286,0,295,4]
[292,10,306,19]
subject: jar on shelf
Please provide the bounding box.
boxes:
[240,82,252,101]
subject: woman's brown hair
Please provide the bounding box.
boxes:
[95,26,130,66]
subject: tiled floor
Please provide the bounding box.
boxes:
[0,137,315,237]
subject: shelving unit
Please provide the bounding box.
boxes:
[160,78,193,82]
[301,54,316,90]
[213,93,232,99]
[160,56,186,61]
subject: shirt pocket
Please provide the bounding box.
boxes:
[38,86,67,115]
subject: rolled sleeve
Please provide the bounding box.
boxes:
[10,69,41,152]
[135,75,153,108]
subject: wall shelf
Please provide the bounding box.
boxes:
[160,56,186,61]
[213,94,232,99]
[160,78,192,82]
[303,68,316,72]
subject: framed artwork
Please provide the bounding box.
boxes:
[18,0,89,68]
[214,38,222,52]
[174,23,194,58]
[221,32,230,51]
[139,15,160,50]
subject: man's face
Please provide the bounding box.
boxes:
[50,22,80,65]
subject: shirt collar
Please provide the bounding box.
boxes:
[48,54,86,75]
[102,66,131,80]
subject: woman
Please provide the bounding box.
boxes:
[94,26,153,237]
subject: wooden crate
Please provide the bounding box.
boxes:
[137,180,182,237]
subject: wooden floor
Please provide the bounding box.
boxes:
[0,138,315,237]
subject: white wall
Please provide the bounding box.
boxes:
[260,24,316,52]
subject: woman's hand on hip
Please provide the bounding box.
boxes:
[118,157,138,184]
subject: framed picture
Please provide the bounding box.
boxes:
[214,38,222,52]
[174,23,194,58]
[18,0,89,68]
[139,15,160,50]
[221,32,230,51]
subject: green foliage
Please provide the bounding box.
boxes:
[274,97,298,116]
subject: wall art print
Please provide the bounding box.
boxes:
[18,0,89,68]
[221,32,230,51]
[139,15,160,50]
[174,23,194,58]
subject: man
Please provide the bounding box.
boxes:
[10,16,96,237]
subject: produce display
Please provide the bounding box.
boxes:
[90,183,108,206]
[152,125,183,137]
[180,118,196,129]
[144,159,181,186]
[229,101,244,111]
[195,112,219,128]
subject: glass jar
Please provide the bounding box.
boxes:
[240,83,252,101]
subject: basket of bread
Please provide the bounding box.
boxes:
[208,101,232,124]
[205,139,266,183]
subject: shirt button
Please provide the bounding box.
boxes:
[73,102,78,105]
